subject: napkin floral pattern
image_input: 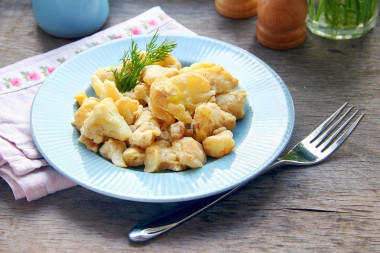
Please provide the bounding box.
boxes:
[0,6,195,201]
[0,7,194,94]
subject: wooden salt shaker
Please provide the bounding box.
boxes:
[256,0,308,50]
[215,0,258,19]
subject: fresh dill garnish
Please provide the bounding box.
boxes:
[112,32,177,93]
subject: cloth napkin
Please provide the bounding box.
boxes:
[0,6,196,201]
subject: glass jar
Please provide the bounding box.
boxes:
[307,0,379,40]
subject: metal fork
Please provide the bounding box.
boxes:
[129,102,364,242]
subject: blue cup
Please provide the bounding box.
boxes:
[32,0,109,39]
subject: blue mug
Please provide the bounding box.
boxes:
[32,0,109,39]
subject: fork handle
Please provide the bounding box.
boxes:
[128,160,287,242]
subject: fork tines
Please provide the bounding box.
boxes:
[308,102,365,152]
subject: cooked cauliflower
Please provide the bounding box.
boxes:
[122,147,145,167]
[74,97,99,130]
[115,97,143,125]
[170,121,186,140]
[153,53,181,70]
[202,129,235,158]
[169,73,215,114]
[133,109,155,128]
[172,137,207,169]
[99,138,127,167]
[145,138,206,172]
[74,91,88,106]
[123,90,138,100]
[148,77,177,123]
[166,103,192,124]
[180,62,216,73]
[93,66,116,82]
[133,83,150,105]
[144,140,185,173]
[129,110,161,149]
[180,62,238,93]
[81,97,132,144]
[157,121,186,142]
[149,73,215,124]
[78,134,100,153]
[216,90,248,119]
[192,102,236,142]
[91,67,123,101]
[74,58,245,173]
[141,65,180,85]
[157,122,173,142]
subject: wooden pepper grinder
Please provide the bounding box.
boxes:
[215,0,258,19]
[256,0,308,50]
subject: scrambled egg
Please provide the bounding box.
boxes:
[73,54,247,173]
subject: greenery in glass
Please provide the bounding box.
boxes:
[307,0,380,39]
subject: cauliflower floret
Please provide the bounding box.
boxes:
[149,73,215,124]
[211,127,227,135]
[115,97,143,125]
[133,109,156,128]
[170,121,186,140]
[123,91,138,100]
[74,97,99,130]
[78,134,99,153]
[94,66,116,82]
[157,122,172,142]
[169,73,216,115]
[144,140,185,173]
[99,138,127,167]
[157,121,186,142]
[148,77,176,123]
[192,102,236,142]
[195,66,238,94]
[181,62,238,93]
[133,83,150,105]
[172,137,207,169]
[129,110,161,149]
[103,80,123,102]
[91,66,123,101]
[129,120,161,149]
[153,53,182,70]
[202,129,235,158]
[141,65,180,85]
[216,90,248,119]
[74,91,88,106]
[81,98,132,144]
[122,147,145,167]
[166,103,192,124]
[180,62,216,73]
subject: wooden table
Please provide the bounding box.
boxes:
[1,1,379,252]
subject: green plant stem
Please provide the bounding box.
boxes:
[112,32,177,93]
[312,0,378,27]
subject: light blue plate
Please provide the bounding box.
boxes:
[31,35,294,203]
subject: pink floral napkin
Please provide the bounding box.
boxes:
[0,7,196,201]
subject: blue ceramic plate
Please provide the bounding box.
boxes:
[31,35,294,203]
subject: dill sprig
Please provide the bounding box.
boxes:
[113,32,177,93]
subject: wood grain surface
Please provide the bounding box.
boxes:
[1,1,379,252]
